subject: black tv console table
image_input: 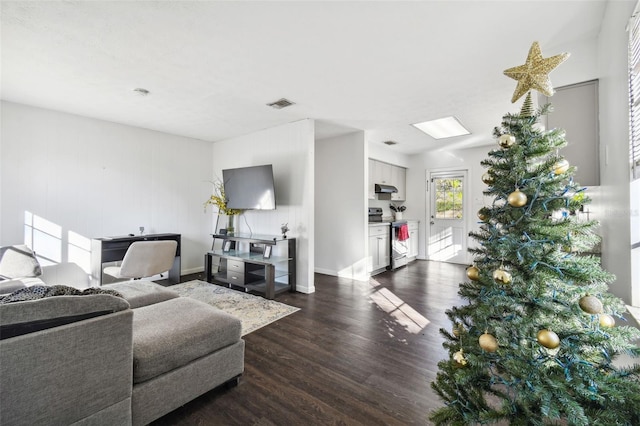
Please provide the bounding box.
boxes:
[91,233,181,286]
[204,233,296,299]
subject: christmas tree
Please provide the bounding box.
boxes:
[430,42,640,425]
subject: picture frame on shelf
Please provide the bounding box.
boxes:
[223,240,232,252]
[263,245,272,259]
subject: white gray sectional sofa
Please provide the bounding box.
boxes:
[0,246,245,426]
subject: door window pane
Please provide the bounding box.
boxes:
[435,178,463,219]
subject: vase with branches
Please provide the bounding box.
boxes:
[204,180,243,232]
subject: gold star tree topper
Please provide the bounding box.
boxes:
[504,41,570,103]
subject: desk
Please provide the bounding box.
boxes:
[91,233,181,286]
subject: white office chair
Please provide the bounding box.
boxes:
[103,240,177,282]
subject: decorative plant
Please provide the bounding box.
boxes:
[390,203,406,213]
[204,180,243,215]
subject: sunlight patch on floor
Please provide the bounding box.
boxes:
[369,280,430,334]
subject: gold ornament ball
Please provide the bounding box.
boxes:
[498,134,516,148]
[579,294,603,314]
[453,349,467,366]
[537,329,560,349]
[479,333,498,352]
[493,268,512,285]
[507,189,528,207]
[482,173,494,185]
[466,266,480,281]
[477,208,489,222]
[554,159,570,175]
[599,314,615,328]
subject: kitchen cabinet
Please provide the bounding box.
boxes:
[407,221,419,260]
[369,159,406,201]
[391,166,406,201]
[368,159,377,199]
[368,224,390,273]
[377,161,393,186]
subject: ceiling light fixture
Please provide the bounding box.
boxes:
[412,116,470,139]
[383,140,398,145]
[132,88,150,96]
[267,98,295,109]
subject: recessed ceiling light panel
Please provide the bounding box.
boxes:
[412,116,470,139]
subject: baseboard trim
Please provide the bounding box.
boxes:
[314,267,337,276]
[314,267,368,283]
[181,266,204,276]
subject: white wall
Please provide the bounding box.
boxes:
[548,35,599,89]
[0,101,214,276]
[597,0,636,304]
[369,142,410,169]
[315,131,367,280]
[211,119,315,294]
[408,146,491,262]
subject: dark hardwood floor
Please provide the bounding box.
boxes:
[151,260,466,425]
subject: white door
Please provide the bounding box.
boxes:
[428,171,467,264]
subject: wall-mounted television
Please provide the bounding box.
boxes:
[222,164,276,210]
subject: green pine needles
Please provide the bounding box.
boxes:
[430,104,640,425]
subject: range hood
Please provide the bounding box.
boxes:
[375,184,398,194]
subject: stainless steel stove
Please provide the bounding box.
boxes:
[368,207,410,270]
[390,220,409,269]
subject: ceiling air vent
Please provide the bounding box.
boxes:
[267,98,295,109]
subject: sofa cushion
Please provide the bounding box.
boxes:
[0,245,42,279]
[0,291,130,339]
[132,297,242,383]
[104,281,179,309]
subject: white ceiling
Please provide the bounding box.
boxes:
[1,1,610,154]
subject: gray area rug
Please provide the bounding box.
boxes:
[170,280,299,336]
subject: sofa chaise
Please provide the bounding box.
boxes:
[0,246,245,426]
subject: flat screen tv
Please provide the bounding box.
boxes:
[222,164,276,210]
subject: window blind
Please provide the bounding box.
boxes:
[629,2,640,181]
